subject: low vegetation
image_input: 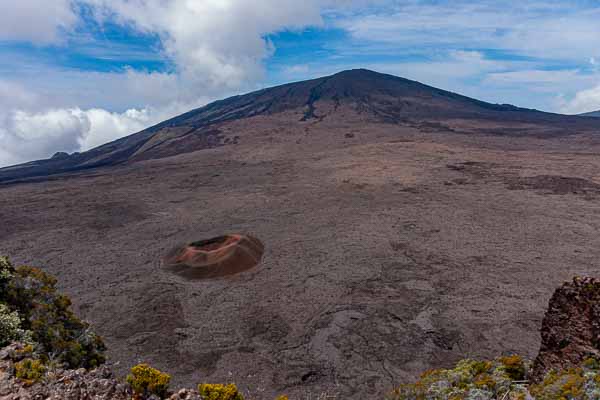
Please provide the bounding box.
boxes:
[387,356,529,400]
[528,359,600,400]
[127,363,171,399]
[0,256,105,369]
[0,303,29,347]
[387,355,600,400]
[14,358,46,386]
[198,383,245,400]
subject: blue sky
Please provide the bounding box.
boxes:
[1,0,600,166]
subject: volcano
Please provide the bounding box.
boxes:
[3,69,600,399]
[2,69,600,183]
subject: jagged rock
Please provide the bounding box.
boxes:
[531,277,600,381]
[168,388,203,399]
[0,348,205,400]
[0,343,31,362]
[0,359,132,399]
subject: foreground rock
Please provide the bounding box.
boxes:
[532,277,600,381]
[0,362,131,399]
[0,343,205,400]
[0,361,206,400]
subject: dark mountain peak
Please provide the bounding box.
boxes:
[51,152,70,160]
[2,69,600,184]
[330,68,390,79]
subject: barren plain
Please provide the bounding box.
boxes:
[2,70,600,398]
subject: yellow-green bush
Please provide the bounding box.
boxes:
[14,358,46,386]
[387,356,529,400]
[127,363,171,399]
[528,361,600,400]
[198,383,244,400]
[388,355,600,399]
[500,355,526,381]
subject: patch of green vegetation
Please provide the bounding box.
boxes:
[14,358,46,386]
[198,383,245,400]
[127,363,171,399]
[0,256,105,369]
[529,358,600,400]
[387,356,529,400]
[0,303,31,347]
[388,355,600,400]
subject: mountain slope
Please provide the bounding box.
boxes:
[2,68,600,183]
[580,110,600,117]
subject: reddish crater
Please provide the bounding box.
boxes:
[163,234,264,279]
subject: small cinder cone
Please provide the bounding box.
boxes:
[163,234,264,279]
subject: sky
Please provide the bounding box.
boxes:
[2,0,600,167]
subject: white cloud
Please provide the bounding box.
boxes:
[337,1,600,61]
[559,85,600,115]
[84,0,325,94]
[1,109,89,165]
[0,0,76,44]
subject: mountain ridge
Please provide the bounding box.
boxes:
[580,110,600,117]
[2,68,600,184]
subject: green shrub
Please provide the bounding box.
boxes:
[0,256,14,301]
[14,358,46,386]
[127,363,171,399]
[500,355,526,381]
[3,262,105,368]
[0,303,25,347]
[387,357,529,400]
[198,383,244,400]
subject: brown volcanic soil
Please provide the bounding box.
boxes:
[2,71,600,398]
[164,234,264,280]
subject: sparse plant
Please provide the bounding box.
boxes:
[387,357,529,400]
[127,363,171,399]
[198,383,244,400]
[0,256,14,301]
[14,358,46,386]
[499,355,526,381]
[528,359,600,400]
[0,303,23,346]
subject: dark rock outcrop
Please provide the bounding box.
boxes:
[532,277,600,381]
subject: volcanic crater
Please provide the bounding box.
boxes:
[163,234,264,280]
